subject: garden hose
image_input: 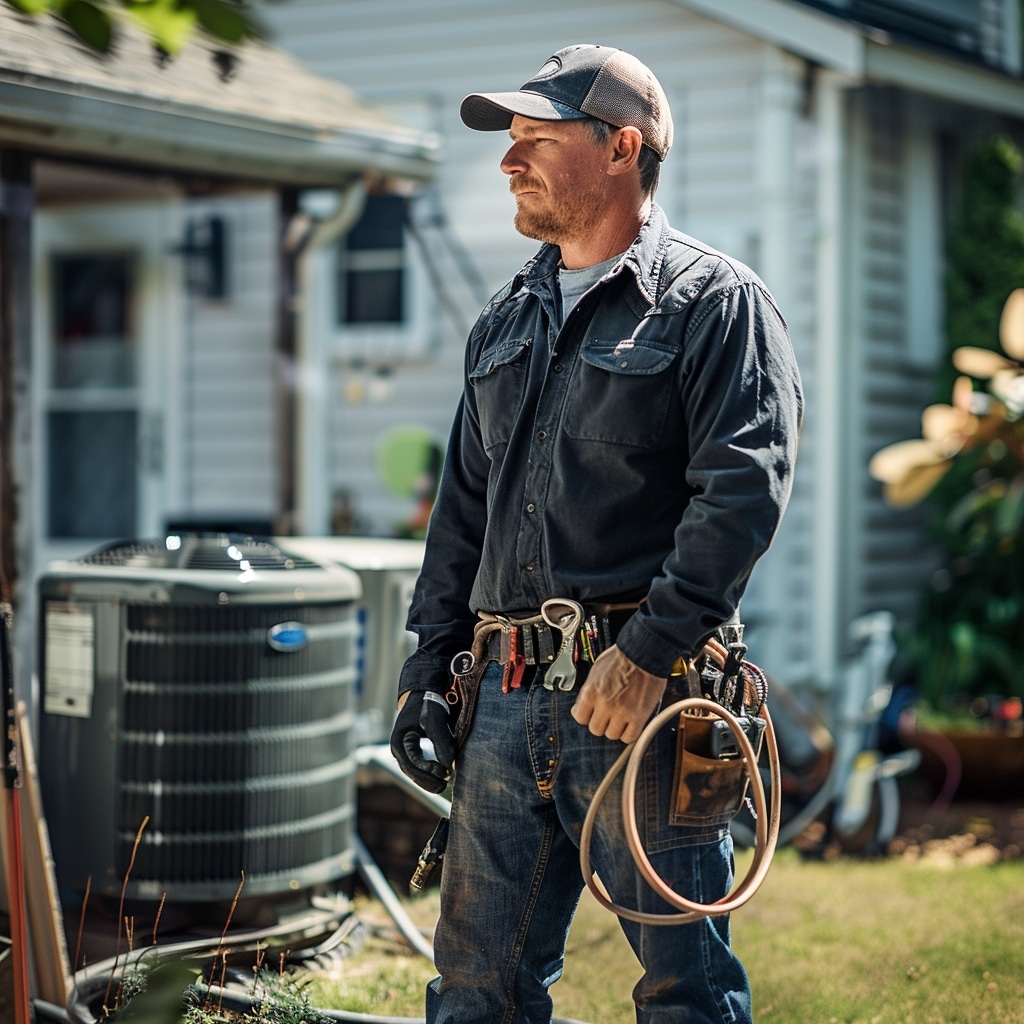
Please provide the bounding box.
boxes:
[580,692,781,926]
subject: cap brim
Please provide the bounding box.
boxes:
[460,91,588,131]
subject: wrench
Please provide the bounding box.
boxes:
[541,598,584,691]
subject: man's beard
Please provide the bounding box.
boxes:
[514,205,567,243]
[510,176,597,247]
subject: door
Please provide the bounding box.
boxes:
[33,201,184,573]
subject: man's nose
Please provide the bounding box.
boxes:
[500,143,526,176]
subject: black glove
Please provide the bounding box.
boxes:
[390,690,456,794]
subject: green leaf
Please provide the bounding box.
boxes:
[6,0,57,15]
[185,0,247,42]
[969,632,1020,694]
[124,0,197,54]
[994,473,1024,540]
[945,486,992,534]
[61,0,112,51]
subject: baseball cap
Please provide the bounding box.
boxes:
[460,44,673,161]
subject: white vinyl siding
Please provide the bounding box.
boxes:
[842,87,937,650]
[178,193,278,526]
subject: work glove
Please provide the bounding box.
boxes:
[571,644,667,744]
[390,689,456,794]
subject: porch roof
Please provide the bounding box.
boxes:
[0,7,441,186]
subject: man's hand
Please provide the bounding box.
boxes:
[390,690,456,794]
[571,645,667,744]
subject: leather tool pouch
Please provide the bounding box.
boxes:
[669,644,768,827]
[669,711,763,826]
[449,619,505,750]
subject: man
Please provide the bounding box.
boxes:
[390,44,802,1024]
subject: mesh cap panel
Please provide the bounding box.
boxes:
[580,51,672,160]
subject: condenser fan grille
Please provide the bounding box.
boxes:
[125,604,346,684]
[115,597,358,899]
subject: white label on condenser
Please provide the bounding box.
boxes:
[44,605,95,718]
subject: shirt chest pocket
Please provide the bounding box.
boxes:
[564,338,678,447]
[469,336,532,452]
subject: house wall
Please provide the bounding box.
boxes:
[175,193,279,530]
[839,86,937,659]
[262,0,820,685]
[838,85,1022,665]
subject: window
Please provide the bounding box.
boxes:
[48,410,137,537]
[337,195,406,325]
[47,251,140,539]
[315,190,433,366]
[52,253,135,389]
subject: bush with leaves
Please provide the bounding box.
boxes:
[870,135,1024,718]
[939,134,1024,400]
[871,294,1024,713]
[3,0,268,56]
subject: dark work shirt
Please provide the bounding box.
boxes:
[398,204,803,696]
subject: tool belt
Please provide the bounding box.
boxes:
[481,603,637,670]
[444,600,638,746]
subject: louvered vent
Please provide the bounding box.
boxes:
[78,535,324,571]
[38,537,362,903]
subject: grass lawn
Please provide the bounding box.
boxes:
[300,847,1024,1024]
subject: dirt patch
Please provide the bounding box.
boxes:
[888,777,1024,864]
[789,775,1024,864]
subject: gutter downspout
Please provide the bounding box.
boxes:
[292,182,367,536]
[747,47,803,673]
[811,69,848,690]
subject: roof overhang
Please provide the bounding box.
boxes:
[670,0,1024,118]
[864,40,1024,119]
[0,77,442,185]
[0,9,441,187]
[669,0,866,76]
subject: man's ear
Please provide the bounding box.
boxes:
[607,126,644,176]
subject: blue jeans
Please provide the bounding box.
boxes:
[426,663,753,1024]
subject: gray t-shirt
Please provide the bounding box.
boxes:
[558,254,620,325]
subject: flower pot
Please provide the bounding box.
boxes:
[913,727,1024,800]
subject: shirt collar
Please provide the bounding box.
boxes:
[515,203,669,307]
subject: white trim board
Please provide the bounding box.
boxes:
[865,40,1024,118]
[671,0,1024,116]
[668,0,865,75]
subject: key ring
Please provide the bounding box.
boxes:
[448,650,475,705]
[450,650,475,677]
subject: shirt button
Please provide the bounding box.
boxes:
[552,364,563,374]
[525,564,535,572]
[526,503,536,513]
[536,430,547,440]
